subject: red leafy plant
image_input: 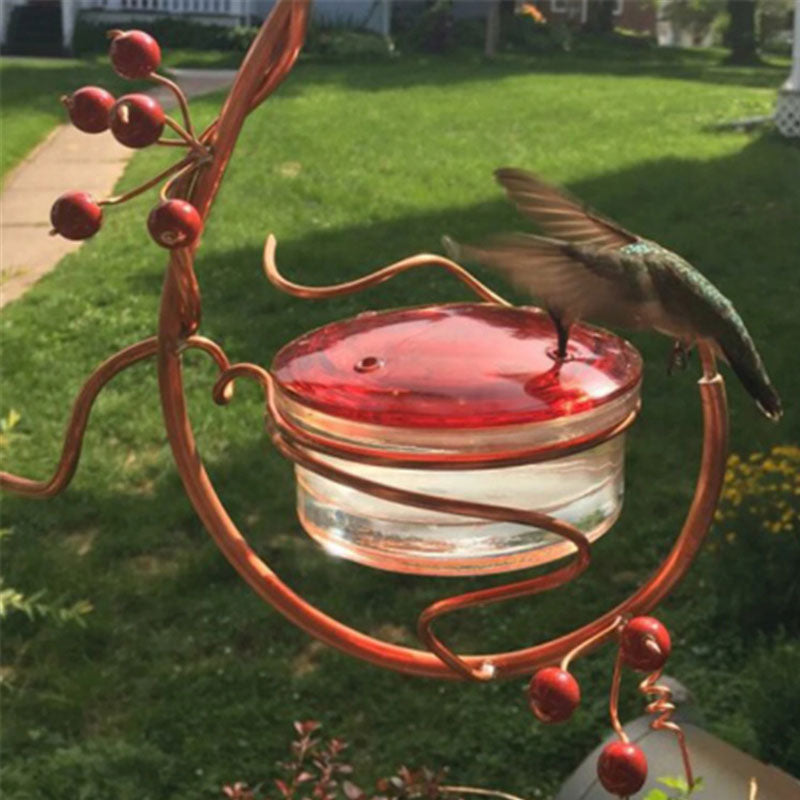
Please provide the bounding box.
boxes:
[222,721,505,800]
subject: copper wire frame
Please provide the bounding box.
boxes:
[1,0,729,720]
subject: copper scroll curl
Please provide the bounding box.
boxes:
[1,0,728,684]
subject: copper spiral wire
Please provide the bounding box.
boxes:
[0,336,229,499]
[262,234,510,305]
[211,360,593,681]
[266,361,638,472]
[257,236,650,677]
[1,0,729,685]
[639,669,695,789]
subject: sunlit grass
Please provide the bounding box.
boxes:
[1,53,798,798]
[0,57,144,182]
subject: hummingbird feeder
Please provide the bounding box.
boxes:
[2,2,731,795]
[272,302,642,576]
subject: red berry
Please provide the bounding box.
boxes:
[528,667,580,724]
[109,30,161,79]
[620,616,672,673]
[50,192,102,240]
[110,94,165,148]
[147,200,203,249]
[597,740,648,797]
[63,86,115,133]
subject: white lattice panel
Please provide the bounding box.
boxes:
[776,90,800,138]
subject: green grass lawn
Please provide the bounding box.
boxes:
[0,57,146,183]
[1,51,799,799]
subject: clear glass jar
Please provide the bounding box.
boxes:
[272,304,642,575]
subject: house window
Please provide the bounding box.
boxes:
[552,0,623,15]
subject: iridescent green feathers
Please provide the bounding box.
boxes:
[445,168,782,421]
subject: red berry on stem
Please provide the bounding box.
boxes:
[528,667,581,724]
[620,616,672,673]
[147,200,203,249]
[63,86,115,133]
[109,30,161,79]
[110,94,165,149]
[597,741,648,797]
[50,192,103,240]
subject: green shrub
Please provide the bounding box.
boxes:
[73,15,258,56]
[758,0,794,50]
[1,738,172,799]
[393,0,455,54]
[73,14,392,62]
[304,24,394,60]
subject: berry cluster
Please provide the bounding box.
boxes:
[50,30,204,250]
[527,615,673,798]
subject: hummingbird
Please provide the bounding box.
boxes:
[444,168,782,422]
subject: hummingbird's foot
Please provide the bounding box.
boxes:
[667,340,690,375]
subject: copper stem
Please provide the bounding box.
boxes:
[150,72,195,138]
[561,615,624,672]
[163,116,206,154]
[100,155,194,207]
[609,648,628,742]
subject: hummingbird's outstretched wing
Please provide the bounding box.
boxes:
[494,168,640,250]
[443,232,662,331]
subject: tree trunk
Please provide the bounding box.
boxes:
[485,0,501,57]
[727,0,759,63]
[585,0,616,34]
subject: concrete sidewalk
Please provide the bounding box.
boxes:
[0,69,235,308]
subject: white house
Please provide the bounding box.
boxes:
[0,0,393,52]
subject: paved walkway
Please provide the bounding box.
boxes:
[0,69,235,308]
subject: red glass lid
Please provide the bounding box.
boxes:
[271,303,642,429]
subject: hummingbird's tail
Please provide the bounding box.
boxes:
[721,346,783,421]
[715,327,783,422]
